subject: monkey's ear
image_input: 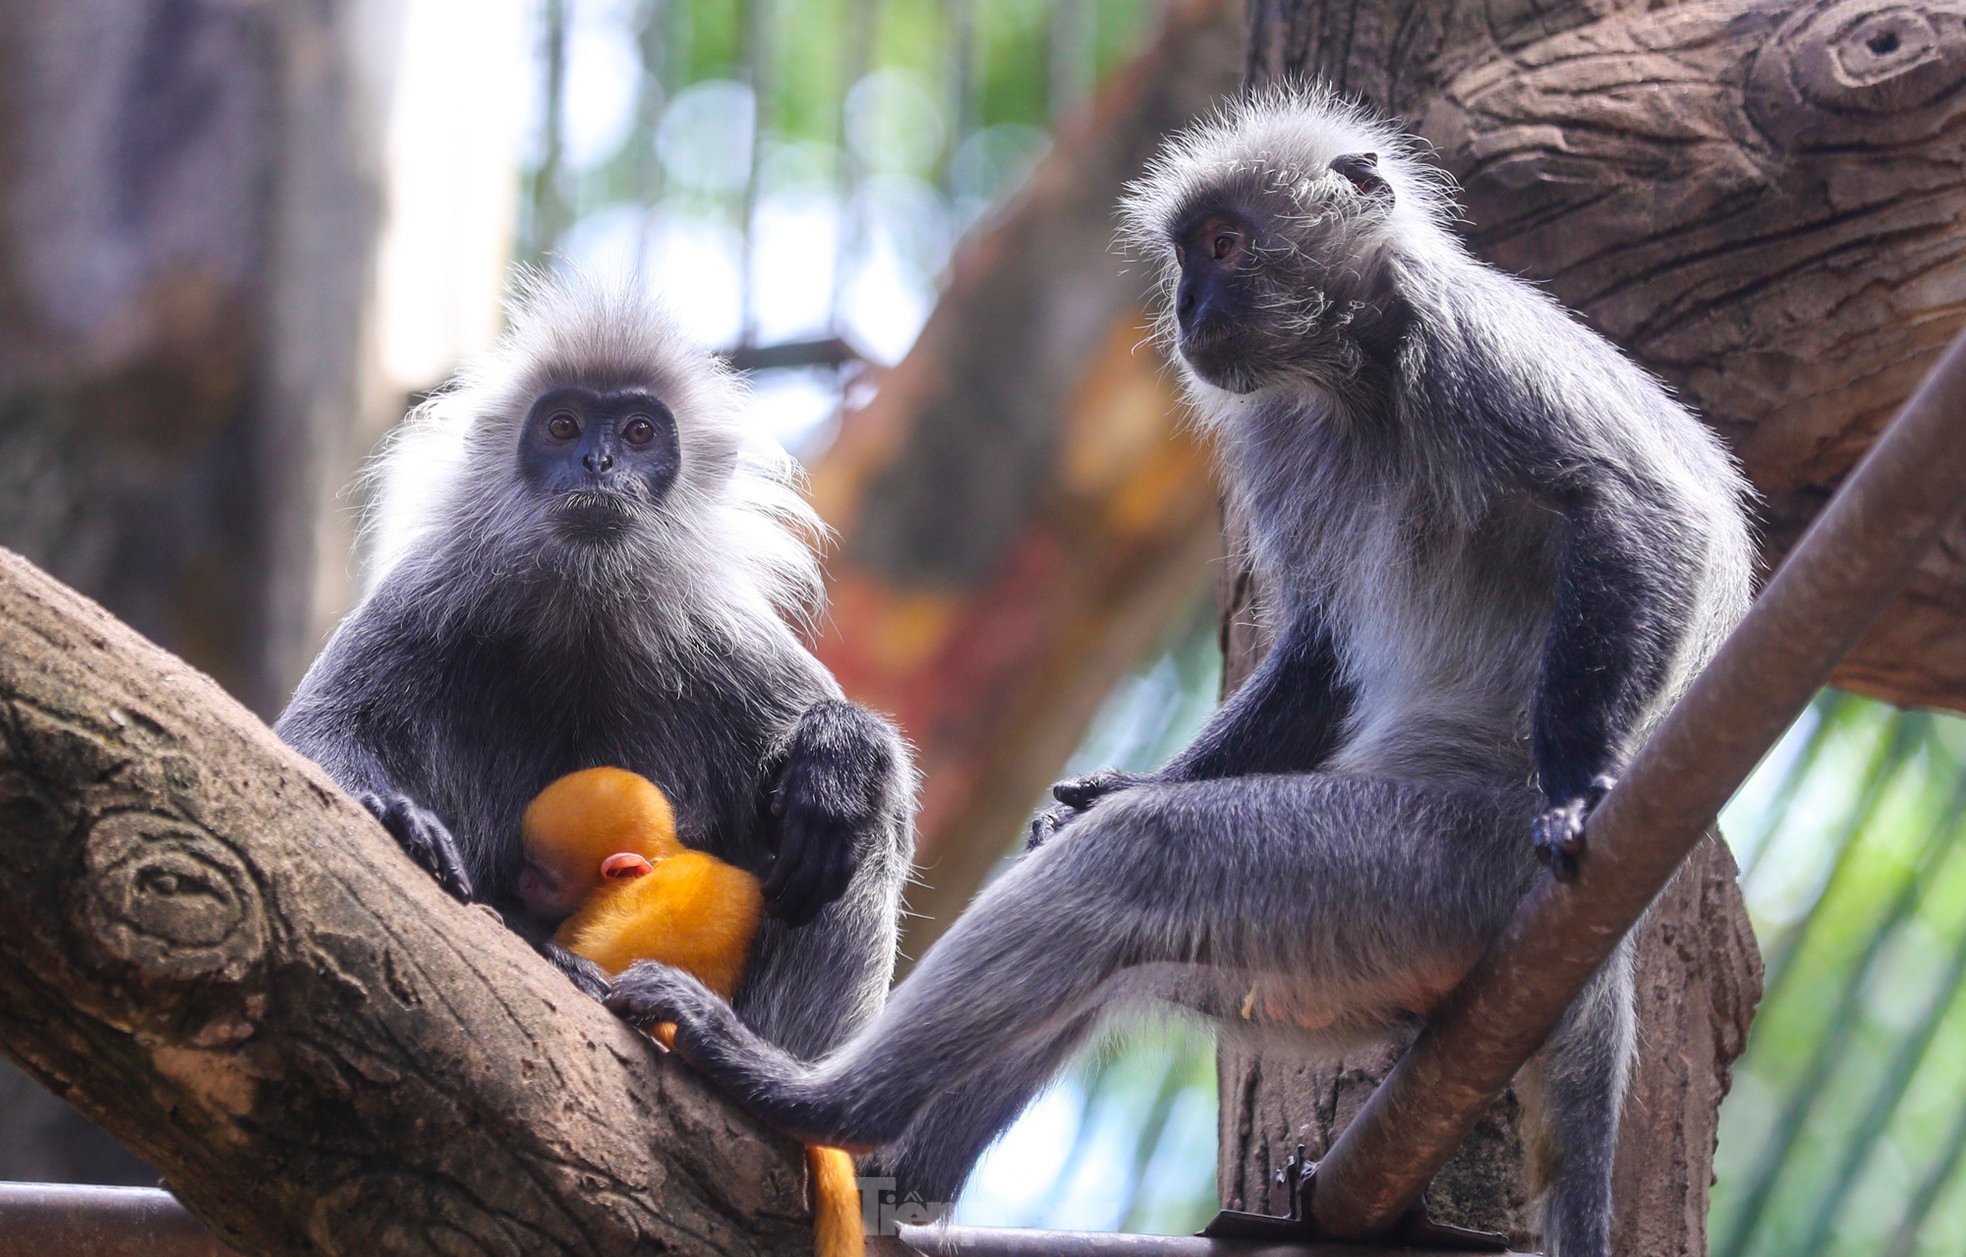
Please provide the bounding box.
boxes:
[601,853,656,880]
[1330,152,1394,208]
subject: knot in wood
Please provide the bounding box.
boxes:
[1748,1,1966,149]
[1482,0,1608,52]
[69,811,267,983]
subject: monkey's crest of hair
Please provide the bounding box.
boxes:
[1117,86,1461,404]
[363,270,827,647]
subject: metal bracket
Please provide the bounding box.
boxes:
[1199,1144,1511,1252]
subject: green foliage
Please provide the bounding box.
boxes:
[1715,696,1966,1257]
[523,0,1163,263]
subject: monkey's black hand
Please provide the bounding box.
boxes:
[1027,769,1148,850]
[1532,775,1617,882]
[764,754,866,928]
[607,961,735,1056]
[544,942,612,1002]
[360,791,474,901]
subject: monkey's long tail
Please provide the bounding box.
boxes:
[1522,938,1635,1257]
[809,1146,864,1257]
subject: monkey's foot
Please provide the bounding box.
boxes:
[1027,768,1147,850]
[607,962,734,1054]
[607,963,885,1152]
[360,792,474,900]
[1531,775,1617,882]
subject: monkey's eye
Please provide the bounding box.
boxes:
[545,412,580,440]
[1212,230,1240,261]
[621,416,657,446]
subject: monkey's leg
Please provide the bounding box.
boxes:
[1029,616,1350,849]
[1520,936,1634,1257]
[869,966,1228,1204]
[613,773,1534,1153]
[863,1008,1105,1207]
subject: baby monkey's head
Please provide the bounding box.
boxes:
[518,767,680,925]
[1122,88,1447,398]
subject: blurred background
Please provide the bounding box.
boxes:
[1,1,1964,1252]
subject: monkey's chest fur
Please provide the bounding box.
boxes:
[371,605,825,900]
[1228,397,1558,787]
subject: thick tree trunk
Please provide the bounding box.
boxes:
[0,0,384,717]
[1245,0,1966,711]
[0,0,388,1187]
[0,550,815,1256]
[1213,583,1763,1256]
[1209,0,1966,1248]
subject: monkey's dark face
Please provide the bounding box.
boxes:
[516,385,682,543]
[1150,152,1405,396]
[1174,210,1264,392]
[516,852,589,925]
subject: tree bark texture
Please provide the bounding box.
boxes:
[810,0,1245,964]
[0,550,816,1256]
[1210,2,1959,1247]
[0,0,384,720]
[0,0,389,1187]
[1245,0,1966,711]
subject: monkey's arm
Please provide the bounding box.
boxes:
[1162,613,1350,780]
[763,698,909,926]
[1031,614,1350,845]
[737,699,913,1058]
[1530,462,1704,877]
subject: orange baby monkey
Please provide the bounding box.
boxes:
[519,768,863,1257]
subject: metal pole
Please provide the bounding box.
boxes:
[1307,329,1966,1239]
[894,1222,1528,1255]
[0,1183,1524,1257]
[0,1183,237,1257]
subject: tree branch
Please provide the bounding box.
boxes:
[0,548,814,1255]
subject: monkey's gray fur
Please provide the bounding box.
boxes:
[277,272,915,1059]
[607,89,1754,1256]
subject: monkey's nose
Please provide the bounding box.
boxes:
[584,450,614,473]
[517,866,550,908]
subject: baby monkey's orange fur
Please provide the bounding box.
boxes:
[523,767,760,998]
[522,768,862,1257]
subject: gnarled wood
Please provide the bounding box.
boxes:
[1211,2,1933,1248]
[0,549,814,1256]
[0,0,389,1181]
[1246,0,1966,710]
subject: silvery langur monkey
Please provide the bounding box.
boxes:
[276,275,914,1058]
[606,90,1753,1254]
